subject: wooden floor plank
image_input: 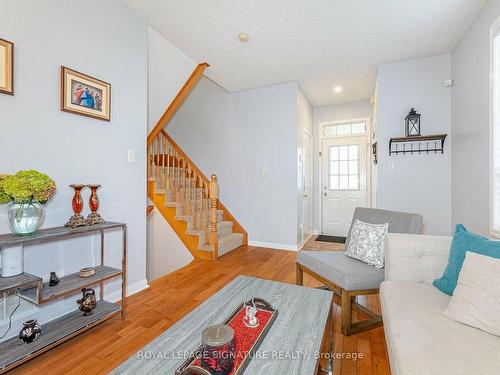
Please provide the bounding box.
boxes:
[9,236,390,375]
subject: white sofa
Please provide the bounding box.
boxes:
[381,233,500,375]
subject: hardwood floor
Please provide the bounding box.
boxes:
[11,237,390,375]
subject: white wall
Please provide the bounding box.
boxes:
[146,27,196,281]
[168,78,301,248]
[376,54,452,235]
[147,210,193,281]
[451,0,500,236]
[0,0,147,339]
[148,27,197,132]
[297,87,314,244]
[312,101,372,232]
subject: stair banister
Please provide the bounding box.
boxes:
[209,175,219,258]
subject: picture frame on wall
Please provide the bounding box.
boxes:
[0,38,14,95]
[60,66,111,121]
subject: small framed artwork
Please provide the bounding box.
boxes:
[0,38,14,95]
[60,66,111,121]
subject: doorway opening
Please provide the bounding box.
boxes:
[320,119,371,236]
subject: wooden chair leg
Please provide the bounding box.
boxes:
[341,289,352,336]
[296,264,303,286]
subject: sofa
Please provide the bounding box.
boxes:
[381,233,500,375]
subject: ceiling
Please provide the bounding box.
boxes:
[122,0,486,106]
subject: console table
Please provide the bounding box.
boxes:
[0,222,126,373]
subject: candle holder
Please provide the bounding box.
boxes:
[86,184,104,225]
[201,324,235,375]
[65,184,87,227]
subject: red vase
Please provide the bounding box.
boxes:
[71,185,85,214]
[88,184,100,213]
[65,184,87,227]
[86,184,104,225]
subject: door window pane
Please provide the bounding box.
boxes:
[330,176,339,190]
[323,121,367,136]
[328,143,360,191]
[329,146,339,160]
[351,122,366,134]
[349,160,358,175]
[339,176,349,190]
[339,146,348,160]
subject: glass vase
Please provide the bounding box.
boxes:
[7,202,44,236]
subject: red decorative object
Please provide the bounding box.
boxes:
[65,184,87,227]
[72,185,85,214]
[176,299,278,375]
[86,184,104,225]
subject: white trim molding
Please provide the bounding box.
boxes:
[248,240,300,252]
[106,278,150,303]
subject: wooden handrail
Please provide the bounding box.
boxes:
[147,63,209,144]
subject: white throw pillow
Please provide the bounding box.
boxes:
[344,219,389,268]
[444,251,500,336]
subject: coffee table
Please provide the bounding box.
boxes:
[112,275,333,375]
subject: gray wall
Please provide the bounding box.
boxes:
[168,78,301,248]
[451,0,500,235]
[312,101,372,232]
[0,0,147,338]
[375,54,452,235]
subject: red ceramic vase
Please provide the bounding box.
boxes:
[87,184,101,213]
[70,184,86,215]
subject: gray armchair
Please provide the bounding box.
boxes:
[296,207,423,336]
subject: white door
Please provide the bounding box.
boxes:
[301,131,313,242]
[321,136,367,236]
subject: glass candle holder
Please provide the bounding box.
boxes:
[201,324,235,375]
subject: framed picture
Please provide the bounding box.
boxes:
[0,38,14,95]
[60,66,111,121]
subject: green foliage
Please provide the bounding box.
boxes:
[0,170,56,204]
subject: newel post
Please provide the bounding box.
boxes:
[209,174,219,258]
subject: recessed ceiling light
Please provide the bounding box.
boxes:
[333,86,343,94]
[239,34,250,43]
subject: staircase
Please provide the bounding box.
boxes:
[148,130,247,260]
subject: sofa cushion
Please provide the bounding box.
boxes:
[444,252,500,336]
[297,250,384,290]
[433,224,500,295]
[380,280,500,375]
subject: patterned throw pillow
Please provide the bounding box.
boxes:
[344,219,389,268]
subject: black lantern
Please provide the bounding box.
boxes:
[405,108,421,137]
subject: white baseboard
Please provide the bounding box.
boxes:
[248,240,299,252]
[106,278,150,303]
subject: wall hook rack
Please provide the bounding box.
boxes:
[389,134,447,156]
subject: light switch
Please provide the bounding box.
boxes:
[261,165,269,174]
[388,162,395,171]
[128,149,136,163]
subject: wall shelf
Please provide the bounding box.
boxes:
[389,134,447,155]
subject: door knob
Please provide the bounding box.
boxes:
[323,192,327,196]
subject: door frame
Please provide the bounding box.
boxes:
[301,129,314,243]
[318,118,372,235]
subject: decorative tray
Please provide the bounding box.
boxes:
[176,298,278,375]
